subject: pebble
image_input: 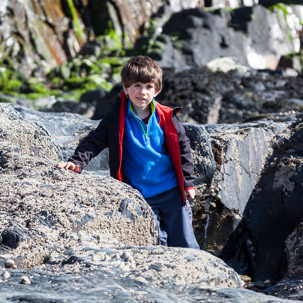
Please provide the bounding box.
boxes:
[240,275,251,283]
[5,259,15,269]
[200,213,207,220]
[209,202,216,208]
[20,276,31,285]
[246,239,253,247]
[2,271,10,279]
[255,188,262,194]
[120,252,133,262]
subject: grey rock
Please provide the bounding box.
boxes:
[0,103,60,161]
[12,104,109,172]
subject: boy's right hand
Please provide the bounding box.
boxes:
[57,162,80,173]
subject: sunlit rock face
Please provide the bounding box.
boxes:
[0,0,85,74]
[1,1,302,77]
[0,0,201,75]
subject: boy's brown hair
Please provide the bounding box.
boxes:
[121,56,162,92]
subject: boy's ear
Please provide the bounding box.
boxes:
[154,88,161,97]
[122,85,128,95]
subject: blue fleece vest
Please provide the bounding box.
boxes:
[122,99,178,198]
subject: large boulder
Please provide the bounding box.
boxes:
[220,117,303,282]
[151,5,301,70]
[0,151,158,268]
[13,104,109,172]
[186,120,291,256]
[0,104,158,268]
[0,104,60,161]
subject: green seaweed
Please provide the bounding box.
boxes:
[66,0,84,38]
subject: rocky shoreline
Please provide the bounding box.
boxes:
[1,102,303,302]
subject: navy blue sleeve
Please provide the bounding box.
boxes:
[68,115,109,173]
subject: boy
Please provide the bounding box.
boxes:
[57,56,199,249]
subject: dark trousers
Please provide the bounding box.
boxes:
[145,187,200,249]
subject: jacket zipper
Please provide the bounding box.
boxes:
[132,113,149,138]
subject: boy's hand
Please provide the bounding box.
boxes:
[185,188,195,201]
[57,162,80,173]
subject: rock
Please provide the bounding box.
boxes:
[0,103,158,269]
[191,120,291,256]
[265,221,303,300]
[158,64,303,125]
[206,56,252,75]
[183,124,216,185]
[0,155,158,267]
[155,5,300,70]
[5,259,15,269]
[1,230,22,249]
[20,276,31,285]
[2,271,10,280]
[12,104,109,172]
[0,104,60,161]
[1,101,303,302]
[220,118,303,283]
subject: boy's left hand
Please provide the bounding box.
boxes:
[185,188,195,201]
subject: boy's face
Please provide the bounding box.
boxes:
[123,82,160,112]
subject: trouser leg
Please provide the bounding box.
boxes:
[146,187,200,249]
[152,207,167,246]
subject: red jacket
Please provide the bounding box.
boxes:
[69,93,195,203]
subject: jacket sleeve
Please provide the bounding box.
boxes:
[173,116,195,189]
[68,114,109,173]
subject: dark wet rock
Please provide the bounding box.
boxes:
[191,120,291,257]
[92,84,122,120]
[183,124,216,185]
[157,61,303,124]
[265,221,303,300]
[1,230,22,249]
[220,118,303,284]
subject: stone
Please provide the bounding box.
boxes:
[220,119,303,283]
[156,5,299,70]
[5,259,15,269]
[2,271,10,279]
[1,102,303,302]
[20,276,31,285]
[12,104,108,172]
[0,104,60,161]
